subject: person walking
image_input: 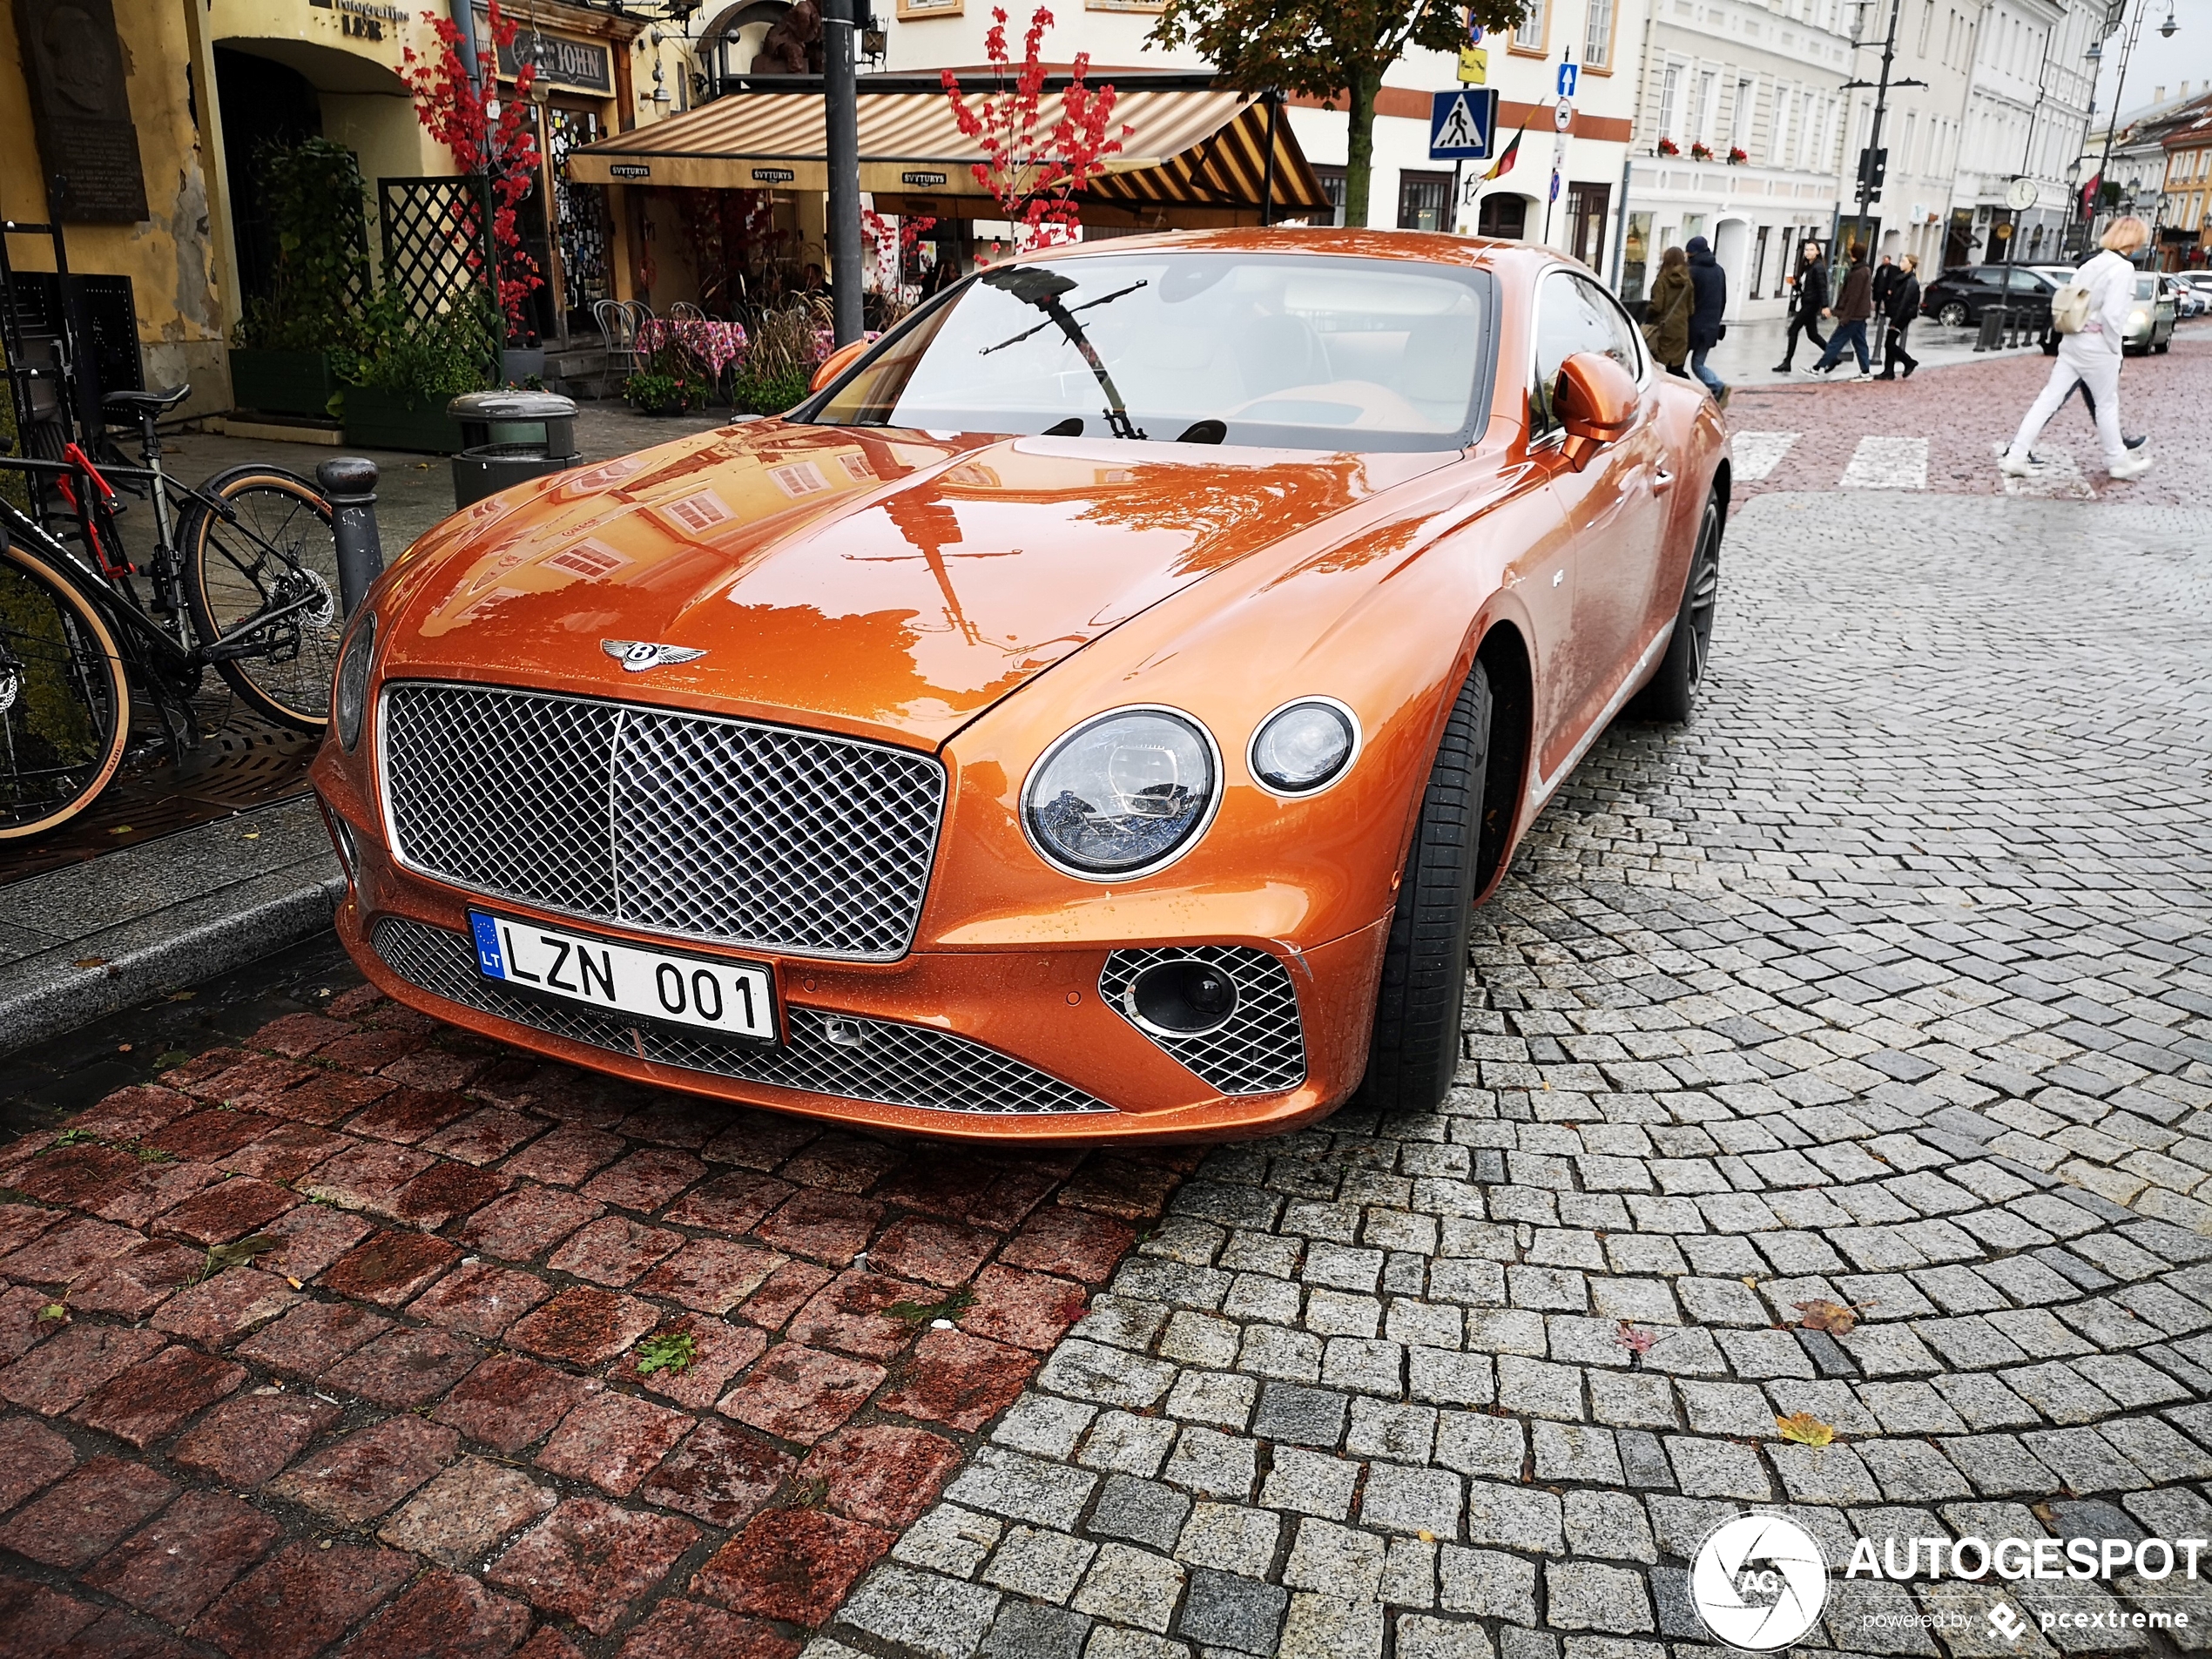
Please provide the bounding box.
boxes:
[1869,254,1902,373]
[1644,246,1693,376]
[1874,253,1921,380]
[1772,242,1829,371]
[1810,246,1874,379]
[1684,235,1729,405]
[1999,216,2154,482]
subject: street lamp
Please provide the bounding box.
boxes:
[2079,0,2181,253]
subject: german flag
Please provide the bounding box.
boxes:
[1482,126,1524,181]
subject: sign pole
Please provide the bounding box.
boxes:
[824,0,865,346]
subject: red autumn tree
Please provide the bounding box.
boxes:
[401,3,544,336]
[942,7,1132,248]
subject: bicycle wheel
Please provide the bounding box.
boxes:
[180,467,341,731]
[0,536,132,839]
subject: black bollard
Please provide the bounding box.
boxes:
[316,456,385,618]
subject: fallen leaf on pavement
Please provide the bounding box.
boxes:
[1794,1299,1860,1336]
[1776,1412,1836,1447]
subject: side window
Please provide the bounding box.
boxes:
[1575,276,1644,378]
[1531,273,1629,435]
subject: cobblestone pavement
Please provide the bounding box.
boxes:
[3,486,2212,1659]
[1724,321,2212,508]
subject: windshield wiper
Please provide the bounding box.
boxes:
[978,269,1148,442]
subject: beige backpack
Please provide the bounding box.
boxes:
[2050,273,2094,335]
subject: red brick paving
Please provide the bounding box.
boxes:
[1729,320,2212,506]
[0,990,1190,1654]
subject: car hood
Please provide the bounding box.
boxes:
[375,420,1451,748]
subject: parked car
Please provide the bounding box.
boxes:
[2161,273,2206,319]
[314,231,1730,1138]
[2128,273,2177,352]
[2180,272,2212,310]
[1921,263,2058,327]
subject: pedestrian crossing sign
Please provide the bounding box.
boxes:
[1428,89,1497,159]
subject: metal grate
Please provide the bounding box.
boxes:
[382,683,946,961]
[374,916,1112,1116]
[378,175,499,335]
[1099,946,1306,1096]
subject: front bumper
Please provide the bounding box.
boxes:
[320,785,1389,1146]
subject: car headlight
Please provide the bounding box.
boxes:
[1249,698,1360,796]
[1022,707,1220,880]
[2130,309,2148,327]
[334,611,377,752]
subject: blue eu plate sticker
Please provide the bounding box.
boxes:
[469,913,506,979]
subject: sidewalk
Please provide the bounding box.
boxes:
[0,797,341,1055]
[1694,311,2047,392]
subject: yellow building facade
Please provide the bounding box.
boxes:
[2,0,685,419]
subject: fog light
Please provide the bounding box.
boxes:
[1127,958,1239,1037]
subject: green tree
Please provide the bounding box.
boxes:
[1148,0,1526,230]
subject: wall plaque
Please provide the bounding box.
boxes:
[13,0,149,221]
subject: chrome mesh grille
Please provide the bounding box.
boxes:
[374,916,1112,1116]
[1099,946,1306,1096]
[381,683,944,960]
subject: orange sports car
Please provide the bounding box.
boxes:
[312,228,1729,1144]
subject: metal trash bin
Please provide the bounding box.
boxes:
[448,389,582,508]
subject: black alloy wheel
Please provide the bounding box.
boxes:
[1629,488,1723,725]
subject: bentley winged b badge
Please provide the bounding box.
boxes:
[603,640,709,672]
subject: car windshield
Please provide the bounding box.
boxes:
[2135,276,2158,300]
[806,252,1493,452]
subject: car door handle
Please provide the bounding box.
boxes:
[1652,467,1676,492]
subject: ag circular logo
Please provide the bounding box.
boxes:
[1690,1514,1830,1651]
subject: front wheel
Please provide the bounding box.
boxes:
[1629,487,1723,725]
[1938,302,1970,327]
[0,536,132,839]
[1356,661,1491,1116]
[181,468,341,731]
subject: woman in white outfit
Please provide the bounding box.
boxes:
[2000,216,2153,482]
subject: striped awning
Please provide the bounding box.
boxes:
[566,84,1330,225]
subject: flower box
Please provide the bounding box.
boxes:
[228,348,335,417]
[1689,143,1715,162]
[1656,138,1680,157]
[340,387,463,454]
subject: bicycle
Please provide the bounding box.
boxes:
[0,383,342,839]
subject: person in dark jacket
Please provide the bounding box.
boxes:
[1683,235,1729,404]
[1869,255,1902,371]
[1875,253,1921,380]
[1811,246,1875,378]
[1772,241,1829,371]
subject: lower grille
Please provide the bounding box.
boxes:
[374,917,1111,1116]
[1100,946,1305,1096]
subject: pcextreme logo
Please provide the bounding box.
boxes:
[1690,1514,1830,1651]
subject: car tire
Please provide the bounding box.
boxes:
[1356,661,1492,1116]
[2155,337,2170,353]
[1628,488,1723,725]
[1939,302,1969,327]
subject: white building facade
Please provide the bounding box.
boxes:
[1618,0,1862,318]
[1945,0,2101,267]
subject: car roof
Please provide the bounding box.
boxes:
[1013,226,1552,280]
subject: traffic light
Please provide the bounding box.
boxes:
[1858,145,1888,199]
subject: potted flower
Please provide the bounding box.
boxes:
[1727,145,1749,165]
[1656,137,1680,157]
[624,364,694,415]
[1690,141,1715,162]
[334,287,494,454]
[228,139,371,417]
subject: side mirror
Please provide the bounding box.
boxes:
[1554,351,1641,470]
[810,337,871,394]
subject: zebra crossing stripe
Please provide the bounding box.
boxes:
[1998,443,2097,501]
[1730,431,1799,482]
[1839,435,1928,490]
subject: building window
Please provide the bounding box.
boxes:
[1479,194,1529,238]
[1732,78,1755,150]
[1514,0,1548,52]
[1658,64,1682,141]
[1398,170,1453,233]
[1772,87,1794,166]
[1621,211,1651,299]
[1584,0,1615,68]
[1311,165,1347,226]
[1696,71,1716,144]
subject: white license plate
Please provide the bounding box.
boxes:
[469,912,778,1042]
